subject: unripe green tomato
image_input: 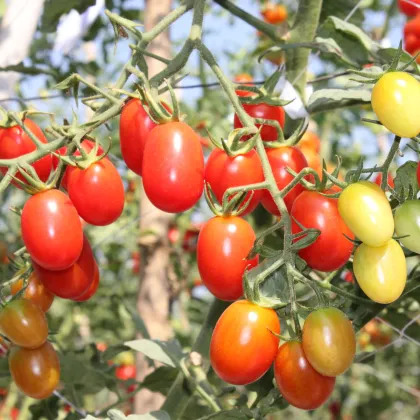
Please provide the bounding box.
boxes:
[394,200,420,254]
[338,181,394,247]
[353,239,407,304]
[371,72,420,138]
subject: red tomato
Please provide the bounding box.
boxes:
[234,103,285,142]
[22,190,83,271]
[299,131,321,153]
[399,0,420,16]
[142,122,204,213]
[67,158,124,226]
[210,301,280,385]
[197,217,258,301]
[0,119,52,187]
[261,146,308,215]
[343,270,355,284]
[204,149,264,215]
[274,341,335,410]
[119,99,158,176]
[33,234,96,299]
[116,364,136,381]
[73,263,99,301]
[234,73,254,98]
[291,191,354,272]
[261,3,288,24]
[404,14,420,60]
[373,172,394,188]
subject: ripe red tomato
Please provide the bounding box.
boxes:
[0,119,52,187]
[234,73,254,97]
[210,300,280,385]
[120,99,158,176]
[291,191,354,272]
[373,172,394,188]
[234,103,285,142]
[399,0,420,16]
[116,364,136,381]
[21,189,83,271]
[261,3,288,24]
[0,299,48,349]
[197,216,258,301]
[11,273,54,312]
[33,234,96,299]
[204,148,264,215]
[274,341,335,410]
[142,122,205,213]
[403,13,420,60]
[261,146,308,215]
[302,307,356,377]
[9,341,60,399]
[67,158,124,226]
[73,264,99,302]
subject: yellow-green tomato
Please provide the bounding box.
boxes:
[353,239,407,304]
[371,72,420,138]
[394,200,420,254]
[338,181,394,247]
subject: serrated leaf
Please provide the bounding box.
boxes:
[394,161,419,201]
[308,89,371,114]
[124,339,183,368]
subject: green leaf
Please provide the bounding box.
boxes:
[308,88,371,114]
[320,0,364,26]
[394,161,419,202]
[124,339,184,368]
[142,366,179,395]
[198,411,251,420]
[102,344,132,362]
[29,396,61,420]
[0,62,57,77]
[0,0,6,19]
[121,299,151,339]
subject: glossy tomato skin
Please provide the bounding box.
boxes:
[142,122,205,213]
[204,149,264,215]
[338,181,394,247]
[399,0,420,16]
[11,273,54,312]
[395,200,420,253]
[0,299,48,349]
[0,119,52,187]
[73,264,100,302]
[404,14,420,57]
[274,341,335,410]
[22,190,83,271]
[371,72,420,138]
[120,99,158,176]
[373,172,394,188]
[210,300,280,385]
[9,341,60,399]
[291,191,354,272]
[353,239,407,304]
[197,217,258,301]
[33,234,96,299]
[67,158,124,226]
[302,307,356,377]
[233,103,285,141]
[261,146,308,215]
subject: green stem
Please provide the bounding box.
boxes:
[380,136,400,190]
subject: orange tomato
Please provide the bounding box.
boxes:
[261,4,288,25]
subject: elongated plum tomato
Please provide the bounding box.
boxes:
[11,273,54,312]
[9,341,60,399]
[67,158,124,226]
[197,216,258,301]
[291,191,354,272]
[33,234,97,299]
[399,0,420,16]
[338,181,394,247]
[233,103,285,141]
[204,149,264,215]
[0,299,48,349]
[210,300,280,385]
[73,264,100,302]
[371,72,420,138]
[395,200,420,254]
[0,119,52,187]
[142,122,204,213]
[274,341,335,410]
[302,307,356,377]
[22,190,83,271]
[261,146,308,215]
[353,239,407,304]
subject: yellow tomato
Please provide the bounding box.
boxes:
[353,239,407,304]
[338,181,394,247]
[371,72,420,138]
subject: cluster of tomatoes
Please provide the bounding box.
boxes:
[401,0,420,60]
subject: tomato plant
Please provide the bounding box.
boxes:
[274,341,336,410]
[210,300,280,385]
[0,299,48,349]
[291,191,354,271]
[395,199,420,254]
[197,216,258,301]
[261,146,308,215]
[8,341,60,399]
[204,148,264,215]
[353,239,407,304]
[399,0,420,16]
[302,307,356,377]
[338,181,394,247]
[371,72,420,138]
[142,122,205,213]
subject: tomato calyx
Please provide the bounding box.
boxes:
[0,109,52,130]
